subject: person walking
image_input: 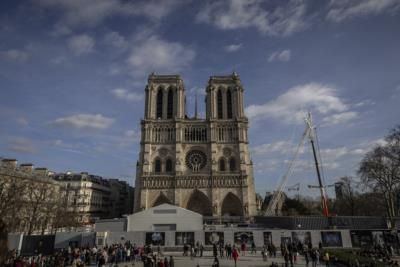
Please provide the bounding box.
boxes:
[169,256,174,267]
[199,243,204,257]
[213,244,218,258]
[241,242,246,256]
[232,247,239,267]
[304,249,310,267]
[251,241,256,254]
[212,256,219,267]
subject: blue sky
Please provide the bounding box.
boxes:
[1,0,399,197]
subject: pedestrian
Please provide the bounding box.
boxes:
[219,242,224,258]
[212,256,219,267]
[304,250,309,267]
[232,247,239,267]
[164,257,169,267]
[241,242,246,256]
[251,241,256,254]
[213,244,218,258]
[169,256,174,267]
[199,243,204,257]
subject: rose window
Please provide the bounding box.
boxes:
[185,150,207,172]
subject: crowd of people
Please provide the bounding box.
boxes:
[5,242,170,267]
[4,239,400,267]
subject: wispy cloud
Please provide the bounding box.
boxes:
[111,88,143,102]
[196,0,308,36]
[104,31,127,49]
[49,114,114,130]
[127,35,195,76]
[252,140,293,155]
[0,49,29,62]
[224,43,242,52]
[36,0,185,28]
[245,83,356,124]
[16,117,28,126]
[268,49,291,62]
[322,111,358,125]
[68,34,95,55]
[326,0,400,22]
[8,137,36,153]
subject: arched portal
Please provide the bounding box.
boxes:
[186,190,213,216]
[221,192,243,216]
[153,193,172,207]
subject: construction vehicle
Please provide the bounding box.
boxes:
[265,112,330,216]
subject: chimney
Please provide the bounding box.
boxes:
[34,167,48,177]
[19,163,34,174]
[1,159,17,170]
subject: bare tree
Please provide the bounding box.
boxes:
[0,172,27,232]
[358,126,400,227]
[334,176,358,216]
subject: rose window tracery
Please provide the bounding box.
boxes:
[185,150,207,172]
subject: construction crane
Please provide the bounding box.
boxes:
[265,112,330,217]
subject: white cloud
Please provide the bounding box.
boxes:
[16,117,28,126]
[0,49,29,62]
[322,111,358,125]
[327,0,400,22]
[36,0,184,28]
[245,83,351,124]
[124,130,141,141]
[68,34,95,55]
[111,88,143,102]
[49,114,114,130]
[50,23,72,36]
[268,49,291,62]
[8,137,35,153]
[224,43,242,52]
[50,55,67,65]
[104,31,127,49]
[196,0,307,36]
[127,35,195,76]
[252,140,293,155]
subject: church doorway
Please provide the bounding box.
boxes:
[221,192,243,216]
[186,190,213,216]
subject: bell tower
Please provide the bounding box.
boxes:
[144,73,185,120]
[206,72,245,120]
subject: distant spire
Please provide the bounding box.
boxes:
[194,91,198,119]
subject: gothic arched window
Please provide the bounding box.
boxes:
[154,159,161,173]
[156,89,163,119]
[227,89,233,119]
[217,89,223,119]
[229,157,236,171]
[219,158,226,171]
[167,89,173,119]
[166,159,173,172]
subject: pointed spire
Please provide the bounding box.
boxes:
[194,91,198,119]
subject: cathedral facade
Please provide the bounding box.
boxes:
[134,73,257,217]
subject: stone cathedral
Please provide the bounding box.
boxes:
[134,73,256,217]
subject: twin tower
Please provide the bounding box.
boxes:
[134,73,256,217]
